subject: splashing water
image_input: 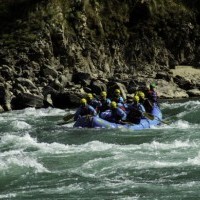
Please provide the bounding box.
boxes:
[0,100,200,199]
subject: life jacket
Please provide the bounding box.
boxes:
[79,105,92,116]
[111,109,121,121]
[88,99,101,109]
[112,96,124,104]
[110,107,126,122]
[117,103,126,111]
[142,98,153,113]
[127,104,143,124]
[147,90,157,103]
[99,98,110,113]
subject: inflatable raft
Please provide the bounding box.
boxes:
[73,105,163,130]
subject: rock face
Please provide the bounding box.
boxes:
[0,0,200,110]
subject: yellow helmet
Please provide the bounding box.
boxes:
[138,91,145,99]
[133,95,139,103]
[87,93,93,99]
[115,89,120,94]
[110,101,117,109]
[101,91,107,97]
[80,98,87,105]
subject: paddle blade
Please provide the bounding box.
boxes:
[160,120,171,125]
[57,117,74,125]
[63,113,74,122]
[143,112,155,120]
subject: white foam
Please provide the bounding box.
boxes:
[161,100,200,109]
[1,134,37,149]
[141,140,192,150]
[171,120,190,129]
[80,140,115,152]
[1,108,75,122]
[10,120,32,130]
[187,151,200,165]
[25,107,74,117]
[0,149,49,173]
[0,193,16,199]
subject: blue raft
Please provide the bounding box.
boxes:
[74,105,163,130]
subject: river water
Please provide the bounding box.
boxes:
[0,100,200,199]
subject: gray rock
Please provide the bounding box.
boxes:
[43,65,58,78]
[156,80,189,99]
[187,89,200,97]
[11,92,44,110]
[90,79,107,95]
[16,78,37,89]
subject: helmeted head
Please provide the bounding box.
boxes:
[101,91,107,98]
[114,89,120,96]
[110,101,117,109]
[150,83,156,89]
[138,91,145,99]
[133,95,139,103]
[80,98,87,106]
[87,93,93,100]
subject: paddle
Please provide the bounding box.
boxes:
[158,119,171,125]
[143,112,170,125]
[63,113,74,122]
[143,112,154,120]
[57,113,75,125]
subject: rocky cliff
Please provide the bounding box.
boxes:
[0,0,200,110]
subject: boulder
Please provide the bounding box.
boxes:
[90,79,107,95]
[173,75,194,90]
[0,83,12,111]
[11,92,44,109]
[51,91,83,109]
[187,89,200,97]
[107,81,127,100]
[72,71,92,85]
[156,72,172,82]
[16,77,37,89]
[43,65,58,78]
[156,79,189,99]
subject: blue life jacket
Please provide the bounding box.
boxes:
[112,96,124,104]
[127,103,145,124]
[147,90,157,103]
[109,107,127,122]
[99,98,111,113]
[74,105,97,120]
[88,99,101,110]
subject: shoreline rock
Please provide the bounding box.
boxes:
[0,64,199,112]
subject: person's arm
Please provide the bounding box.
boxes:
[139,104,146,113]
[89,105,97,116]
[106,99,111,106]
[74,107,81,121]
[117,108,127,121]
[119,96,124,103]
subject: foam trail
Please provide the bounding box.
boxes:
[0,194,16,199]
[10,120,32,130]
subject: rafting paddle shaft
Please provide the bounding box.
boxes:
[63,113,74,122]
[57,113,75,125]
[142,112,155,120]
[143,112,170,125]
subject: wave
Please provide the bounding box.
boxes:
[160,100,200,125]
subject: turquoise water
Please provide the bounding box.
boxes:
[0,100,200,199]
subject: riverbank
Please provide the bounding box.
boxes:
[170,66,200,79]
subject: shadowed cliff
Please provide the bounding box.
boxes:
[0,0,200,110]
